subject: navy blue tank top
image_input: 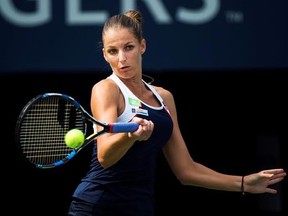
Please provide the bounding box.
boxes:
[72,74,173,215]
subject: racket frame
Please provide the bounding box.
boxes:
[15,93,138,169]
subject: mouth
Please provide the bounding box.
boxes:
[119,66,130,72]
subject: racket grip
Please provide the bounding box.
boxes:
[110,122,139,133]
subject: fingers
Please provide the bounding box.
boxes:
[139,119,154,140]
[260,169,286,182]
[262,168,286,175]
[265,188,278,194]
[268,177,285,185]
[261,170,286,194]
[130,117,154,141]
[259,169,286,183]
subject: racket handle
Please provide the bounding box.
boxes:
[109,122,139,133]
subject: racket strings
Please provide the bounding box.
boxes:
[19,96,85,166]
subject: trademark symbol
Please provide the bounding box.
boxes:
[225,11,244,23]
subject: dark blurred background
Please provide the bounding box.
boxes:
[1,1,287,215]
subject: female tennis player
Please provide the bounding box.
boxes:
[68,9,286,216]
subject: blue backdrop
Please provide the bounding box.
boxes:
[1,0,287,73]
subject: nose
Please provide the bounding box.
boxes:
[119,51,127,63]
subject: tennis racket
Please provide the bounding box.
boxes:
[15,93,139,169]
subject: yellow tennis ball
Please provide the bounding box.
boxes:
[65,129,85,148]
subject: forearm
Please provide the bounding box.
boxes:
[181,162,243,192]
[97,133,136,168]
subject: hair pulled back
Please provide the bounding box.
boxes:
[102,10,144,43]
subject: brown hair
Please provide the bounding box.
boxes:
[102,10,144,43]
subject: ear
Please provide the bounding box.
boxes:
[102,48,108,63]
[140,39,146,55]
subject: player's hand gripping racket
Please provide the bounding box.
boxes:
[15,93,139,169]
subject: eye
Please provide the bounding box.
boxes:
[107,49,118,55]
[124,45,134,51]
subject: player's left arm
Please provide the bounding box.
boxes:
[158,87,244,191]
[159,87,286,193]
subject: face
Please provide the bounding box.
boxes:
[102,27,146,80]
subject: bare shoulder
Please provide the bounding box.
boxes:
[91,78,120,97]
[90,78,122,111]
[92,78,117,91]
[152,85,177,117]
[152,85,174,101]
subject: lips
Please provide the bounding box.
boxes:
[119,66,130,72]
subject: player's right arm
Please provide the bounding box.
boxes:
[90,79,150,168]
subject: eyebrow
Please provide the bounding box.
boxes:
[106,41,134,49]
